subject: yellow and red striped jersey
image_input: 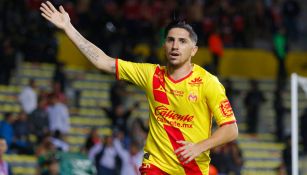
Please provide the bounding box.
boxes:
[116,59,236,175]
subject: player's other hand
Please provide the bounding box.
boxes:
[174,140,203,165]
[40,1,71,30]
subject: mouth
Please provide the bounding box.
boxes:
[169,52,180,58]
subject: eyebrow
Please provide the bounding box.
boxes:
[166,36,189,41]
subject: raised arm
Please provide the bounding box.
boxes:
[40,1,115,74]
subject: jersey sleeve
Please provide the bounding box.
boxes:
[115,59,156,89]
[204,76,236,126]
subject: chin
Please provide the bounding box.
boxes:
[167,61,181,68]
[167,60,178,65]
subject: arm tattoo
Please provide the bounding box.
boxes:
[75,31,100,63]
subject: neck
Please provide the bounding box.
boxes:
[167,63,193,81]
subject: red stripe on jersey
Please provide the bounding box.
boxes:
[164,125,203,175]
[153,67,169,105]
[153,90,169,105]
[115,59,119,80]
[219,120,236,127]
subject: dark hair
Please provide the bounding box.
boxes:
[53,130,62,139]
[164,20,198,44]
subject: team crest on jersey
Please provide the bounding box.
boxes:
[188,91,198,102]
[219,100,234,117]
[188,77,203,86]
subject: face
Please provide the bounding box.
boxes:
[0,139,7,156]
[18,111,27,121]
[49,96,58,105]
[164,28,198,68]
[104,136,113,146]
[39,98,47,108]
[115,105,125,116]
[49,161,59,174]
[53,82,61,92]
[6,114,16,123]
[91,128,99,138]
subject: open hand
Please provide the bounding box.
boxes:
[40,1,70,30]
[174,140,203,164]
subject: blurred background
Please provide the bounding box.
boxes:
[0,0,307,175]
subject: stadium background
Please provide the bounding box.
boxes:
[0,0,307,175]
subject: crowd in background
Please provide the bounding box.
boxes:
[0,69,245,175]
[0,57,149,174]
[0,0,303,69]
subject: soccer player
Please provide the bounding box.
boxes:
[40,2,238,174]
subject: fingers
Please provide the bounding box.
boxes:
[59,5,66,13]
[180,150,195,164]
[41,13,52,21]
[179,149,191,159]
[177,150,194,164]
[174,141,196,164]
[176,140,188,145]
[46,1,57,12]
[40,3,53,16]
[174,140,189,153]
[174,146,185,154]
[175,146,190,161]
[174,140,191,154]
[183,156,194,164]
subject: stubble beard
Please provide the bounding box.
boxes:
[167,56,191,70]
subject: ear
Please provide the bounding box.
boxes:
[191,45,198,57]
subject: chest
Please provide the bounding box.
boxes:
[104,147,117,157]
[150,75,205,105]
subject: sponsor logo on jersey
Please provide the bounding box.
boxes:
[188,77,203,86]
[155,105,194,122]
[170,89,184,97]
[219,99,234,117]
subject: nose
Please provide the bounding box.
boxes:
[172,40,179,50]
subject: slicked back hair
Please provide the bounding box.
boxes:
[164,20,198,44]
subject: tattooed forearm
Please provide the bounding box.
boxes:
[75,31,100,63]
[64,24,116,74]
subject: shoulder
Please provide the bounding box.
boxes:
[117,59,161,74]
[118,59,159,68]
[56,103,68,109]
[193,64,219,84]
[90,143,103,153]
